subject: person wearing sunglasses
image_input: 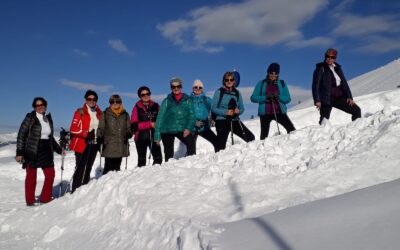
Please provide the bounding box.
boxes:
[97,95,132,174]
[16,97,64,206]
[154,77,196,162]
[69,90,102,193]
[251,63,296,139]
[312,48,361,125]
[130,86,162,167]
[190,79,219,152]
[211,72,255,150]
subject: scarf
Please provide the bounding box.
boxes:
[111,104,124,117]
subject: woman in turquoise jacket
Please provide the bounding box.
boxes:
[190,79,219,152]
[251,63,296,139]
[211,72,255,150]
[154,77,196,162]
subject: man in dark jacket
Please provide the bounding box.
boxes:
[312,48,361,125]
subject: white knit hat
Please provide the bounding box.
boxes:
[193,79,204,88]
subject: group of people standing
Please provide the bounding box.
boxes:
[15,48,361,206]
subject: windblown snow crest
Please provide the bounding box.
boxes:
[2,90,400,249]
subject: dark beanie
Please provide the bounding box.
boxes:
[137,86,151,97]
[267,63,280,74]
[84,89,98,99]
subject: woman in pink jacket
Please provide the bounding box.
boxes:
[130,86,162,167]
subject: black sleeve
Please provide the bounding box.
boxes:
[16,113,32,156]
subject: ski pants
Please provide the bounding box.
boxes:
[319,96,361,124]
[161,132,196,162]
[25,164,55,204]
[103,157,122,175]
[260,114,296,140]
[215,119,255,150]
[135,139,162,167]
[72,144,99,193]
[194,129,220,152]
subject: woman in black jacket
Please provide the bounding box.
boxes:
[312,48,361,125]
[16,97,63,206]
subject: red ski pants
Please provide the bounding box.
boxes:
[25,165,55,204]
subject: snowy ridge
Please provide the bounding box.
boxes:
[1,89,400,249]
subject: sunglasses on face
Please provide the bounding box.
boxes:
[171,85,182,89]
[325,55,336,59]
[193,86,203,90]
[35,103,45,108]
[86,97,98,102]
[140,92,151,97]
[110,100,122,104]
[224,78,235,83]
[269,72,279,76]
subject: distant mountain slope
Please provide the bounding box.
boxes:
[293,58,400,110]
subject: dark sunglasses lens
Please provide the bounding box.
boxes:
[326,55,336,59]
[224,78,234,82]
[171,85,182,89]
[86,98,97,102]
[35,104,45,107]
[194,86,203,90]
[111,100,121,104]
[140,92,150,97]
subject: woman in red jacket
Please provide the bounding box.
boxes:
[69,90,102,193]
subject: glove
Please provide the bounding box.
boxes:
[97,136,104,145]
[267,93,279,102]
[195,120,204,128]
[86,130,95,143]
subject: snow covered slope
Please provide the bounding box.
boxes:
[0,88,400,249]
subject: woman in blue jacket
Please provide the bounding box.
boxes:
[251,63,296,139]
[190,79,219,152]
[211,72,255,150]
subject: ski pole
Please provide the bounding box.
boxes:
[230,119,234,145]
[58,153,65,198]
[271,96,281,135]
[236,116,247,141]
[125,138,129,170]
[148,129,153,166]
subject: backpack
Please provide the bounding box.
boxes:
[210,87,240,123]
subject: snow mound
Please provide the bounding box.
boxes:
[1,89,400,249]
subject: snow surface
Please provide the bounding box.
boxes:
[1,61,400,249]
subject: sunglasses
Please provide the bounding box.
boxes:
[224,78,235,82]
[110,100,122,104]
[325,55,336,59]
[35,103,45,108]
[140,92,151,97]
[269,72,279,76]
[193,86,203,90]
[86,97,98,102]
[171,85,182,89]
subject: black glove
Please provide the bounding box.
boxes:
[86,130,95,143]
[267,93,279,103]
[97,136,104,145]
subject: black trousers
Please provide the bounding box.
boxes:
[319,96,362,124]
[195,129,220,152]
[260,114,296,140]
[72,143,99,193]
[103,157,122,175]
[215,119,255,150]
[135,139,162,167]
[161,132,196,162]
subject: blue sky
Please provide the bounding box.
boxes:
[1,0,399,128]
